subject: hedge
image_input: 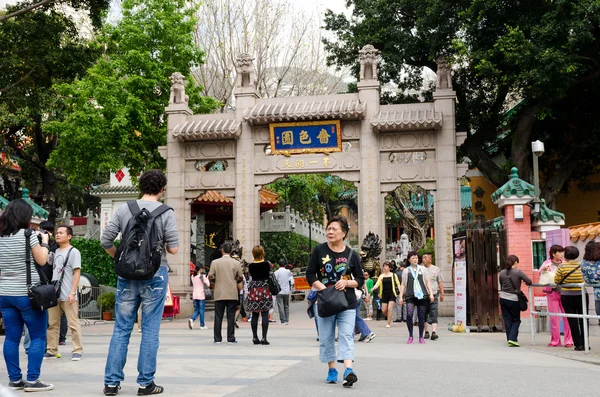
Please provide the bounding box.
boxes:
[260,232,319,268]
[71,237,118,287]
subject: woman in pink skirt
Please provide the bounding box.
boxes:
[539,245,573,347]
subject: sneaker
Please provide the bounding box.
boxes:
[364,332,376,343]
[385,324,391,328]
[234,321,239,329]
[431,332,439,341]
[23,380,54,392]
[342,368,358,387]
[246,317,252,322]
[366,317,372,321]
[227,340,238,344]
[188,319,193,330]
[137,381,164,395]
[200,326,208,330]
[9,379,25,390]
[419,338,425,344]
[59,341,66,346]
[213,341,222,344]
[424,331,430,339]
[103,385,121,396]
[43,353,58,359]
[574,346,585,351]
[71,353,82,361]
[268,319,277,323]
[508,340,520,347]
[407,337,414,344]
[326,368,338,384]
[358,335,367,342]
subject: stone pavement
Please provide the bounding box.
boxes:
[2,302,600,396]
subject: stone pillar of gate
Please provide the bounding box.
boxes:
[357,45,382,248]
[491,167,535,318]
[233,54,260,261]
[165,73,193,297]
[433,80,460,277]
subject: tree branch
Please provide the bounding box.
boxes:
[0,69,34,93]
[0,0,57,22]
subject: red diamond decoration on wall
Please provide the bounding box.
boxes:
[115,169,125,183]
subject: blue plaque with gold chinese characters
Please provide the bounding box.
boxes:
[269,120,342,155]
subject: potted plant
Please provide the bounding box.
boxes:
[99,292,116,321]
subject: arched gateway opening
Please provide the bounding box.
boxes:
[162,46,463,316]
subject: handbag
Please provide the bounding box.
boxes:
[52,247,74,298]
[507,269,528,312]
[538,270,556,286]
[268,272,281,295]
[202,275,213,299]
[25,230,58,311]
[316,252,356,318]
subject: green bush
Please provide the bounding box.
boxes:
[98,292,116,312]
[417,238,435,263]
[71,237,118,287]
[260,232,318,268]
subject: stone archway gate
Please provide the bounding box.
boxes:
[162,46,464,314]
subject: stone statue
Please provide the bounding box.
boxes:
[235,53,255,89]
[169,72,189,105]
[359,44,379,81]
[435,57,452,90]
[399,233,411,262]
[360,231,382,278]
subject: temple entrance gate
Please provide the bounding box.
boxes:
[162,46,464,315]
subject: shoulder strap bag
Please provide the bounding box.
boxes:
[317,250,357,318]
[25,229,58,311]
[507,269,529,312]
[558,264,581,285]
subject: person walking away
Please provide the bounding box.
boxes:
[539,245,573,347]
[423,254,444,340]
[555,246,587,351]
[306,216,364,387]
[581,242,600,328]
[45,225,83,361]
[274,259,293,325]
[363,272,374,321]
[0,199,53,391]
[498,255,532,347]
[247,246,273,344]
[208,242,243,344]
[398,252,435,344]
[189,265,209,330]
[101,169,179,396]
[371,262,400,328]
[393,262,407,323]
[354,284,376,343]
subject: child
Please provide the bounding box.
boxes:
[189,265,209,330]
[363,271,374,320]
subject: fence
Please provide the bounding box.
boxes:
[528,283,600,354]
[78,286,104,325]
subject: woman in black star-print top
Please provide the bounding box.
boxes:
[306,215,364,388]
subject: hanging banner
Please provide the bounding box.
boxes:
[269,120,342,155]
[454,237,467,325]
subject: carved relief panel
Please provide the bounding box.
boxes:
[183,141,236,160]
[379,131,436,151]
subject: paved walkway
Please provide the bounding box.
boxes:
[2,303,600,396]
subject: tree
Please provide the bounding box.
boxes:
[0,6,108,220]
[0,0,109,27]
[323,0,600,206]
[388,185,432,250]
[193,0,348,111]
[46,0,220,186]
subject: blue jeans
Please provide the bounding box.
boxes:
[104,266,168,387]
[315,307,356,363]
[355,298,371,337]
[0,295,47,382]
[191,299,206,327]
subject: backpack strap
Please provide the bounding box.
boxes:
[127,200,141,217]
[149,204,172,220]
[25,229,32,287]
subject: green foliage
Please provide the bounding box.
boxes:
[417,238,435,263]
[46,0,220,186]
[98,291,116,312]
[71,237,118,287]
[260,232,319,268]
[323,0,600,204]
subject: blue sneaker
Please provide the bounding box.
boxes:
[343,368,357,387]
[326,368,338,384]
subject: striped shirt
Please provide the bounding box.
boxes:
[554,261,584,294]
[0,229,41,296]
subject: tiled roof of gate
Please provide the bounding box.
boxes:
[91,185,139,195]
[371,108,443,130]
[243,100,365,123]
[195,190,279,206]
[172,118,241,141]
[569,222,600,242]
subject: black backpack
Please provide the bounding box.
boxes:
[114,201,172,280]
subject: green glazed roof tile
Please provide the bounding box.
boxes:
[491,167,535,203]
[0,195,9,210]
[21,188,49,219]
[532,199,565,223]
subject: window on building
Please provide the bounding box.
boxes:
[532,241,546,270]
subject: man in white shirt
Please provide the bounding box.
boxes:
[274,260,294,325]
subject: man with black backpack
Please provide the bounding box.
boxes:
[101,169,179,396]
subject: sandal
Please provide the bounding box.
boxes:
[137,382,164,395]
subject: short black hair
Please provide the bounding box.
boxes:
[407,251,419,261]
[564,246,579,260]
[504,255,519,269]
[56,224,74,236]
[278,259,286,267]
[548,244,564,259]
[222,241,233,254]
[138,169,167,195]
[39,221,55,233]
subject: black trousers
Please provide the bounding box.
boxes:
[214,300,238,343]
[561,294,589,348]
[59,312,67,342]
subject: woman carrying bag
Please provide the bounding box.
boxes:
[306,216,364,388]
[498,255,532,347]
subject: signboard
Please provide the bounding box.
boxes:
[269,120,342,155]
[514,204,524,220]
[454,237,467,325]
[534,296,548,307]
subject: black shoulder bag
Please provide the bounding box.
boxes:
[317,251,357,318]
[507,269,528,312]
[25,229,58,311]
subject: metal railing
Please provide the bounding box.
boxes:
[78,286,104,325]
[528,283,600,354]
